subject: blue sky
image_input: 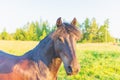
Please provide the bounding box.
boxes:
[0,0,120,38]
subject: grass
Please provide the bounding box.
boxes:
[58,43,120,80]
[0,40,120,80]
[0,40,38,55]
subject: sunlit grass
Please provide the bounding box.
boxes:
[0,40,38,55]
[0,40,120,80]
[58,43,120,80]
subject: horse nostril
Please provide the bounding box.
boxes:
[67,66,72,74]
[76,69,79,73]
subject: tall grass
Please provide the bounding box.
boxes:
[0,40,120,80]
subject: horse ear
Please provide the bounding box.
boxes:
[56,17,62,27]
[71,17,77,26]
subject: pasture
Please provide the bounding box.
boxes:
[0,40,120,80]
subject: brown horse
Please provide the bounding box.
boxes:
[0,17,81,80]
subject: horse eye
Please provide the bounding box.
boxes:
[58,37,64,42]
[74,36,79,41]
[58,37,62,41]
[76,37,80,41]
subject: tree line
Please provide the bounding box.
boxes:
[80,18,115,43]
[0,18,116,43]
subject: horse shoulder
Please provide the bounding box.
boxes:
[13,59,37,80]
[13,59,53,80]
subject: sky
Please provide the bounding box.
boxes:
[0,0,120,38]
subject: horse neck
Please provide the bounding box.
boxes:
[33,35,57,65]
[24,35,62,77]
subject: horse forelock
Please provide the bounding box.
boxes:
[52,23,81,40]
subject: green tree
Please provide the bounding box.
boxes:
[39,29,47,40]
[40,21,50,34]
[81,18,99,42]
[88,18,99,42]
[13,20,51,41]
[80,18,114,43]
[97,25,106,42]
[35,21,42,40]
[97,19,114,42]
[26,22,38,41]
[14,28,26,40]
[0,28,10,40]
[80,18,90,42]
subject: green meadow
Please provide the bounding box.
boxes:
[0,40,120,80]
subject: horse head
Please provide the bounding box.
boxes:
[53,17,81,75]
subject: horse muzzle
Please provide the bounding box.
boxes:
[66,65,80,75]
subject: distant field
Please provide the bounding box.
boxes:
[0,40,120,80]
[0,40,38,55]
